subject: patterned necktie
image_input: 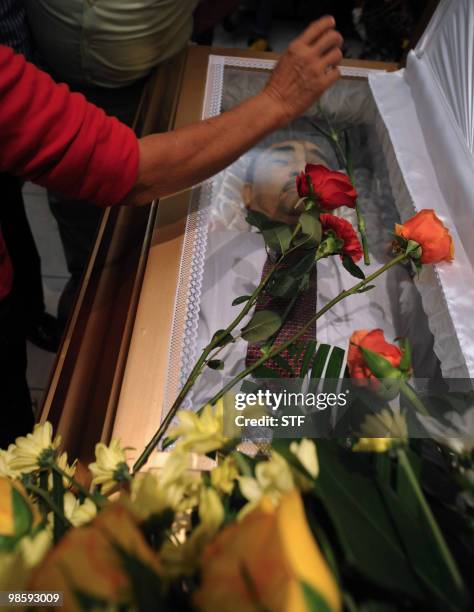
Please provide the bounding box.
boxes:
[245,252,317,377]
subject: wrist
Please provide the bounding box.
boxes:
[253,89,291,130]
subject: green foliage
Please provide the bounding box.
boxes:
[207,359,224,370]
[241,310,282,343]
[314,441,425,601]
[0,487,33,552]
[300,581,332,612]
[342,254,365,280]
[232,295,251,306]
[246,209,293,254]
[211,329,233,348]
[295,211,322,249]
[52,469,67,544]
[266,252,315,298]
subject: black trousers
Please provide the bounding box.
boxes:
[0,173,39,448]
[0,293,34,449]
[0,173,45,325]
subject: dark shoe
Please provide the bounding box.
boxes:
[27,312,62,353]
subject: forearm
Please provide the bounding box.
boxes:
[124,16,342,206]
[124,91,286,205]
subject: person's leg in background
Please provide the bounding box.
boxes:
[193,0,241,44]
[0,173,60,351]
[0,293,33,449]
[248,0,274,51]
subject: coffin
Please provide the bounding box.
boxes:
[41,0,473,466]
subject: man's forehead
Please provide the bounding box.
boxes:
[258,139,323,158]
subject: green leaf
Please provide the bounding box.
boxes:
[405,239,421,258]
[310,344,331,378]
[266,271,303,298]
[245,209,293,254]
[267,252,315,298]
[52,469,67,544]
[211,329,234,348]
[232,295,252,306]
[324,347,346,379]
[300,581,332,612]
[245,209,274,231]
[397,337,412,372]
[315,441,425,600]
[357,284,376,294]
[263,224,294,254]
[295,211,322,248]
[360,347,401,379]
[300,341,317,378]
[342,254,365,280]
[207,359,224,370]
[241,310,282,343]
[375,449,468,612]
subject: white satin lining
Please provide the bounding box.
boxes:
[369,62,474,378]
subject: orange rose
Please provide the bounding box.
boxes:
[195,490,341,612]
[395,209,454,264]
[348,329,403,384]
[28,503,161,611]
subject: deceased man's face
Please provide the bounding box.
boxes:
[243,140,327,224]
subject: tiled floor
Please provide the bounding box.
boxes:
[22,182,69,414]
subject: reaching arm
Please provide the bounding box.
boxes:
[125,16,343,204]
[0,17,342,208]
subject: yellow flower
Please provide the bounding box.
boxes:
[360,408,408,439]
[195,489,341,612]
[211,456,239,495]
[0,445,20,479]
[63,492,97,527]
[161,487,224,578]
[130,451,201,520]
[48,452,77,489]
[9,422,61,474]
[18,528,53,568]
[28,503,161,611]
[353,438,393,453]
[168,400,228,455]
[238,452,294,517]
[289,439,319,490]
[89,439,130,494]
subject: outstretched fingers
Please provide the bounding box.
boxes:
[298,16,336,45]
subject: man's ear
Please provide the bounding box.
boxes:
[242,183,253,208]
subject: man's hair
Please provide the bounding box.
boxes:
[244,116,332,184]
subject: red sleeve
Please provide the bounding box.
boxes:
[0,46,139,206]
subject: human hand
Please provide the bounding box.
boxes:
[262,16,343,124]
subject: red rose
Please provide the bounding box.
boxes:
[320,213,363,262]
[394,209,454,264]
[348,329,403,385]
[296,164,357,210]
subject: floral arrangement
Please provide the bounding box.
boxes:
[1,121,473,611]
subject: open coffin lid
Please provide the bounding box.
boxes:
[369,0,474,378]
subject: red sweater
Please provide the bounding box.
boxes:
[0,45,140,301]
